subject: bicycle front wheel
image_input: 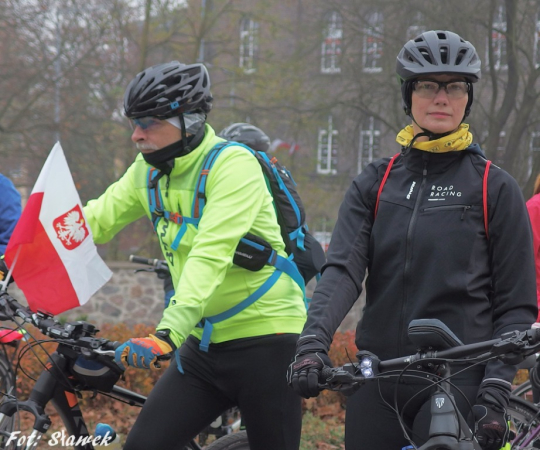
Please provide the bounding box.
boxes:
[204,431,250,450]
[507,396,540,449]
[513,381,535,402]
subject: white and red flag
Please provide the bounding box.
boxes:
[4,142,112,315]
[269,139,300,156]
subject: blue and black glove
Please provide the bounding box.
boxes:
[115,331,175,370]
[469,379,511,450]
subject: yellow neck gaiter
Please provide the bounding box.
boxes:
[396,123,473,153]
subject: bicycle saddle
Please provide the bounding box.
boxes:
[408,319,464,351]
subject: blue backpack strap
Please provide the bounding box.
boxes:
[169,144,233,250]
[197,250,306,352]
[187,140,307,352]
[147,167,197,251]
[273,253,306,302]
[288,226,306,251]
[192,142,231,219]
[199,268,284,352]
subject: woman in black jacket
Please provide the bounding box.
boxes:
[288,30,538,450]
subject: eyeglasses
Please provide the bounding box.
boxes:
[413,80,470,99]
[129,117,163,130]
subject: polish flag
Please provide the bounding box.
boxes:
[4,142,112,315]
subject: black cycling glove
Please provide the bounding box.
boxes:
[287,351,332,398]
[470,400,509,450]
[469,379,511,450]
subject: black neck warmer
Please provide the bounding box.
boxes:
[142,124,206,174]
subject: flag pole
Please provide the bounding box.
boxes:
[0,247,21,292]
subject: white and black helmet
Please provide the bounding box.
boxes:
[219,123,271,153]
[124,62,213,119]
[396,30,481,117]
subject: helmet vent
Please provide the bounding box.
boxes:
[419,48,433,64]
[396,30,481,83]
[437,31,447,40]
[456,48,467,65]
[440,46,448,64]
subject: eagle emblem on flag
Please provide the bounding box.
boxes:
[53,205,89,250]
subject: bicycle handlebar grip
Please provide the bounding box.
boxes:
[320,366,334,380]
[103,341,121,351]
[129,255,158,266]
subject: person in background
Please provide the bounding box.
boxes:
[526,173,540,402]
[0,174,21,284]
[84,61,305,450]
[288,30,537,450]
[527,173,540,323]
[218,122,271,153]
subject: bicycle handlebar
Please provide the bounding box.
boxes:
[0,292,123,368]
[129,254,170,279]
[319,327,540,392]
[129,255,162,266]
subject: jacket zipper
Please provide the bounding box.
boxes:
[400,158,428,355]
[423,204,472,220]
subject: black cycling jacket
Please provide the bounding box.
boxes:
[301,145,538,383]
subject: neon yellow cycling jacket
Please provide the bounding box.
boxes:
[84,125,306,348]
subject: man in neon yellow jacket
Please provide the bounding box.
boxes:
[84,62,306,450]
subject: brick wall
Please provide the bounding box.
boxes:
[7,261,364,331]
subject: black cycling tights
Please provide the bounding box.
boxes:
[344,372,483,449]
[123,334,302,450]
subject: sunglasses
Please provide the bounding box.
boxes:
[129,117,163,130]
[413,80,470,100]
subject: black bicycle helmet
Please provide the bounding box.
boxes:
[124,61,213,119]
[396,30,481,117]
[219,123,271,152]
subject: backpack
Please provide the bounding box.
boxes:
[374,152,492,238]
[146,141,325,356]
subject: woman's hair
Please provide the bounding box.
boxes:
[534,174,540,196]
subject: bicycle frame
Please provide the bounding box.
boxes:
[0,349,204,450]
[320,318,540,450]
[0,293,206,450]
[417,365,480,450]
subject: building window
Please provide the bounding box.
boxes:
[406,12,426,40]
[321,11,342,74]
[529,131,540,178]
[535,10,540,68]
[362,12,383,73]
[358,116,381,173]
[239,16,258,74]
[317,116,338,175]
[488,3,507,71]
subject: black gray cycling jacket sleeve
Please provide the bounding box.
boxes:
[300,147,538,384]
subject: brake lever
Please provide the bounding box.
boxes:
[318,366,365,391]
[134,268,157,274]
[152,353,172,369]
